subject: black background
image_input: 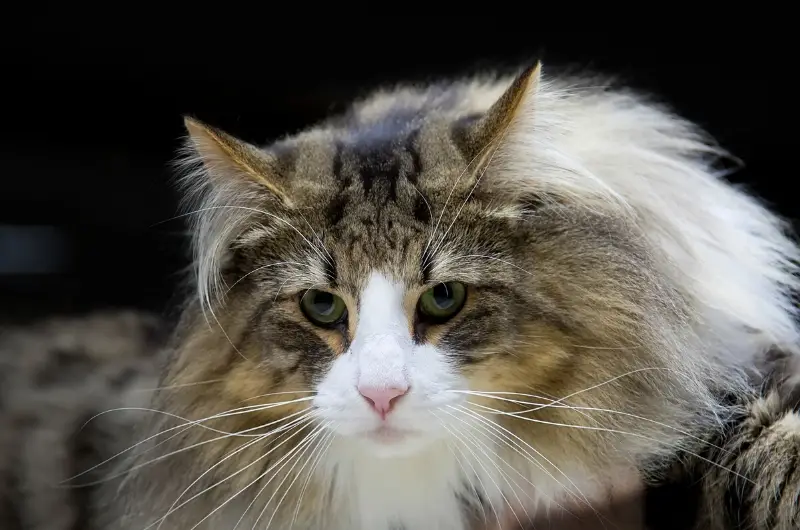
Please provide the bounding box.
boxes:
[0,20,792,324]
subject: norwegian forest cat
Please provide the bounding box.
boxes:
[2,62,800,530]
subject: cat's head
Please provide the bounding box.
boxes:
[169,63,724,468]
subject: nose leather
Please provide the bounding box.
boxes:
[358,385,408,419]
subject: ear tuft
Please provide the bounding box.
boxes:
[182,116,293,207]
[457,61,542,162]
[177,117,297,313]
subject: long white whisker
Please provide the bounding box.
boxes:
[458,367,687,414]
[64,401,315,484]
[433,253,535,279]
[231,430,321,530]
[225,422,330,530]
[511,337,641,351]
[428,412,488,526]
[261,426,334,530]
[155,413,316,530]
[155,434,270,530]
[240,391,316,403]
[169,205,333,268]
[409,181,434,226]
[84,397,315,436]
[468,403,754,484]
[75,410,315,490]
[444,405,582,515]
[208,304,249,361]
[458,390,729,454]
[294,207,335,265]
[445,414,530,527]
[144,417,318,530]
[290,429,336,528]
[447,405,585,519]
[430,410,506,529]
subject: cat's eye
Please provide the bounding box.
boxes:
[300,289,347,327]
[418,282,467,322]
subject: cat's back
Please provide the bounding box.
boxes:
[0,310,166,530]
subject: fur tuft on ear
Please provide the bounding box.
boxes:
[457,61,541,164]
[464,62,631,211]
[183,117,293,207]
[175,117,292,313]
[463,62,800,361]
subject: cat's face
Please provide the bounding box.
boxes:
[189,120,540,458]
[175,65,702,467]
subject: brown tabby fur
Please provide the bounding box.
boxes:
[1,62,799,530]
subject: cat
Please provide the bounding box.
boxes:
[2,61,800,530]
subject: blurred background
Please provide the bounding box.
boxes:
[0,20,791,325]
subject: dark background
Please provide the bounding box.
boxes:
[0,23,792,324]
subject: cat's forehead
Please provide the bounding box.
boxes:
[271,123,483,290]
[279,117,465,224]
[252,100,502,291]
[321,134,434,286]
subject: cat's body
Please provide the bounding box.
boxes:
[0,311,164,530]
[2,63,800,530]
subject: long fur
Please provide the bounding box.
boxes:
[2,63,798,530]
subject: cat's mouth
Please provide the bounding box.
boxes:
[363,425,416,444]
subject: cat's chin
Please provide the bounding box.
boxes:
[355,426,436,458]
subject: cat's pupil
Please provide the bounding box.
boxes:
[312,292,335,315]
[432,284,454,309]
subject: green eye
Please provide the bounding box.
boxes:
[300,289,347,327]
[418,282,467,322]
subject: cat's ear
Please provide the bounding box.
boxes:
[182,117,294,208]
[456,62,541,165]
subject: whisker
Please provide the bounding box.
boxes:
[232,430,323,530]
[294,206,335,264]
[222,422,331,530]
[72,409,315,489]
[457,390,730,454]
[256,425,334,530]
[291,429,336,528]
[432,253,534,280]
[208,303,249,361]
[429,410,507,529]
[272,278,292,303]
[510,336,642,352]
[84,396,315,435]
[444,414,530,528]
[147,417,320,530]
[64,401,315,484]
[455,367,691,415]
[155,435,271,530]
[447,405,587,520]
[428,411,489,526]
[154,413,317,530]
[444,405,583,518]
[468,402,754,484]
[162,205,333,268]
[240,390,316,403]
[409,181,434,226]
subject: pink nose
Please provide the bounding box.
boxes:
[358,385,408,419]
